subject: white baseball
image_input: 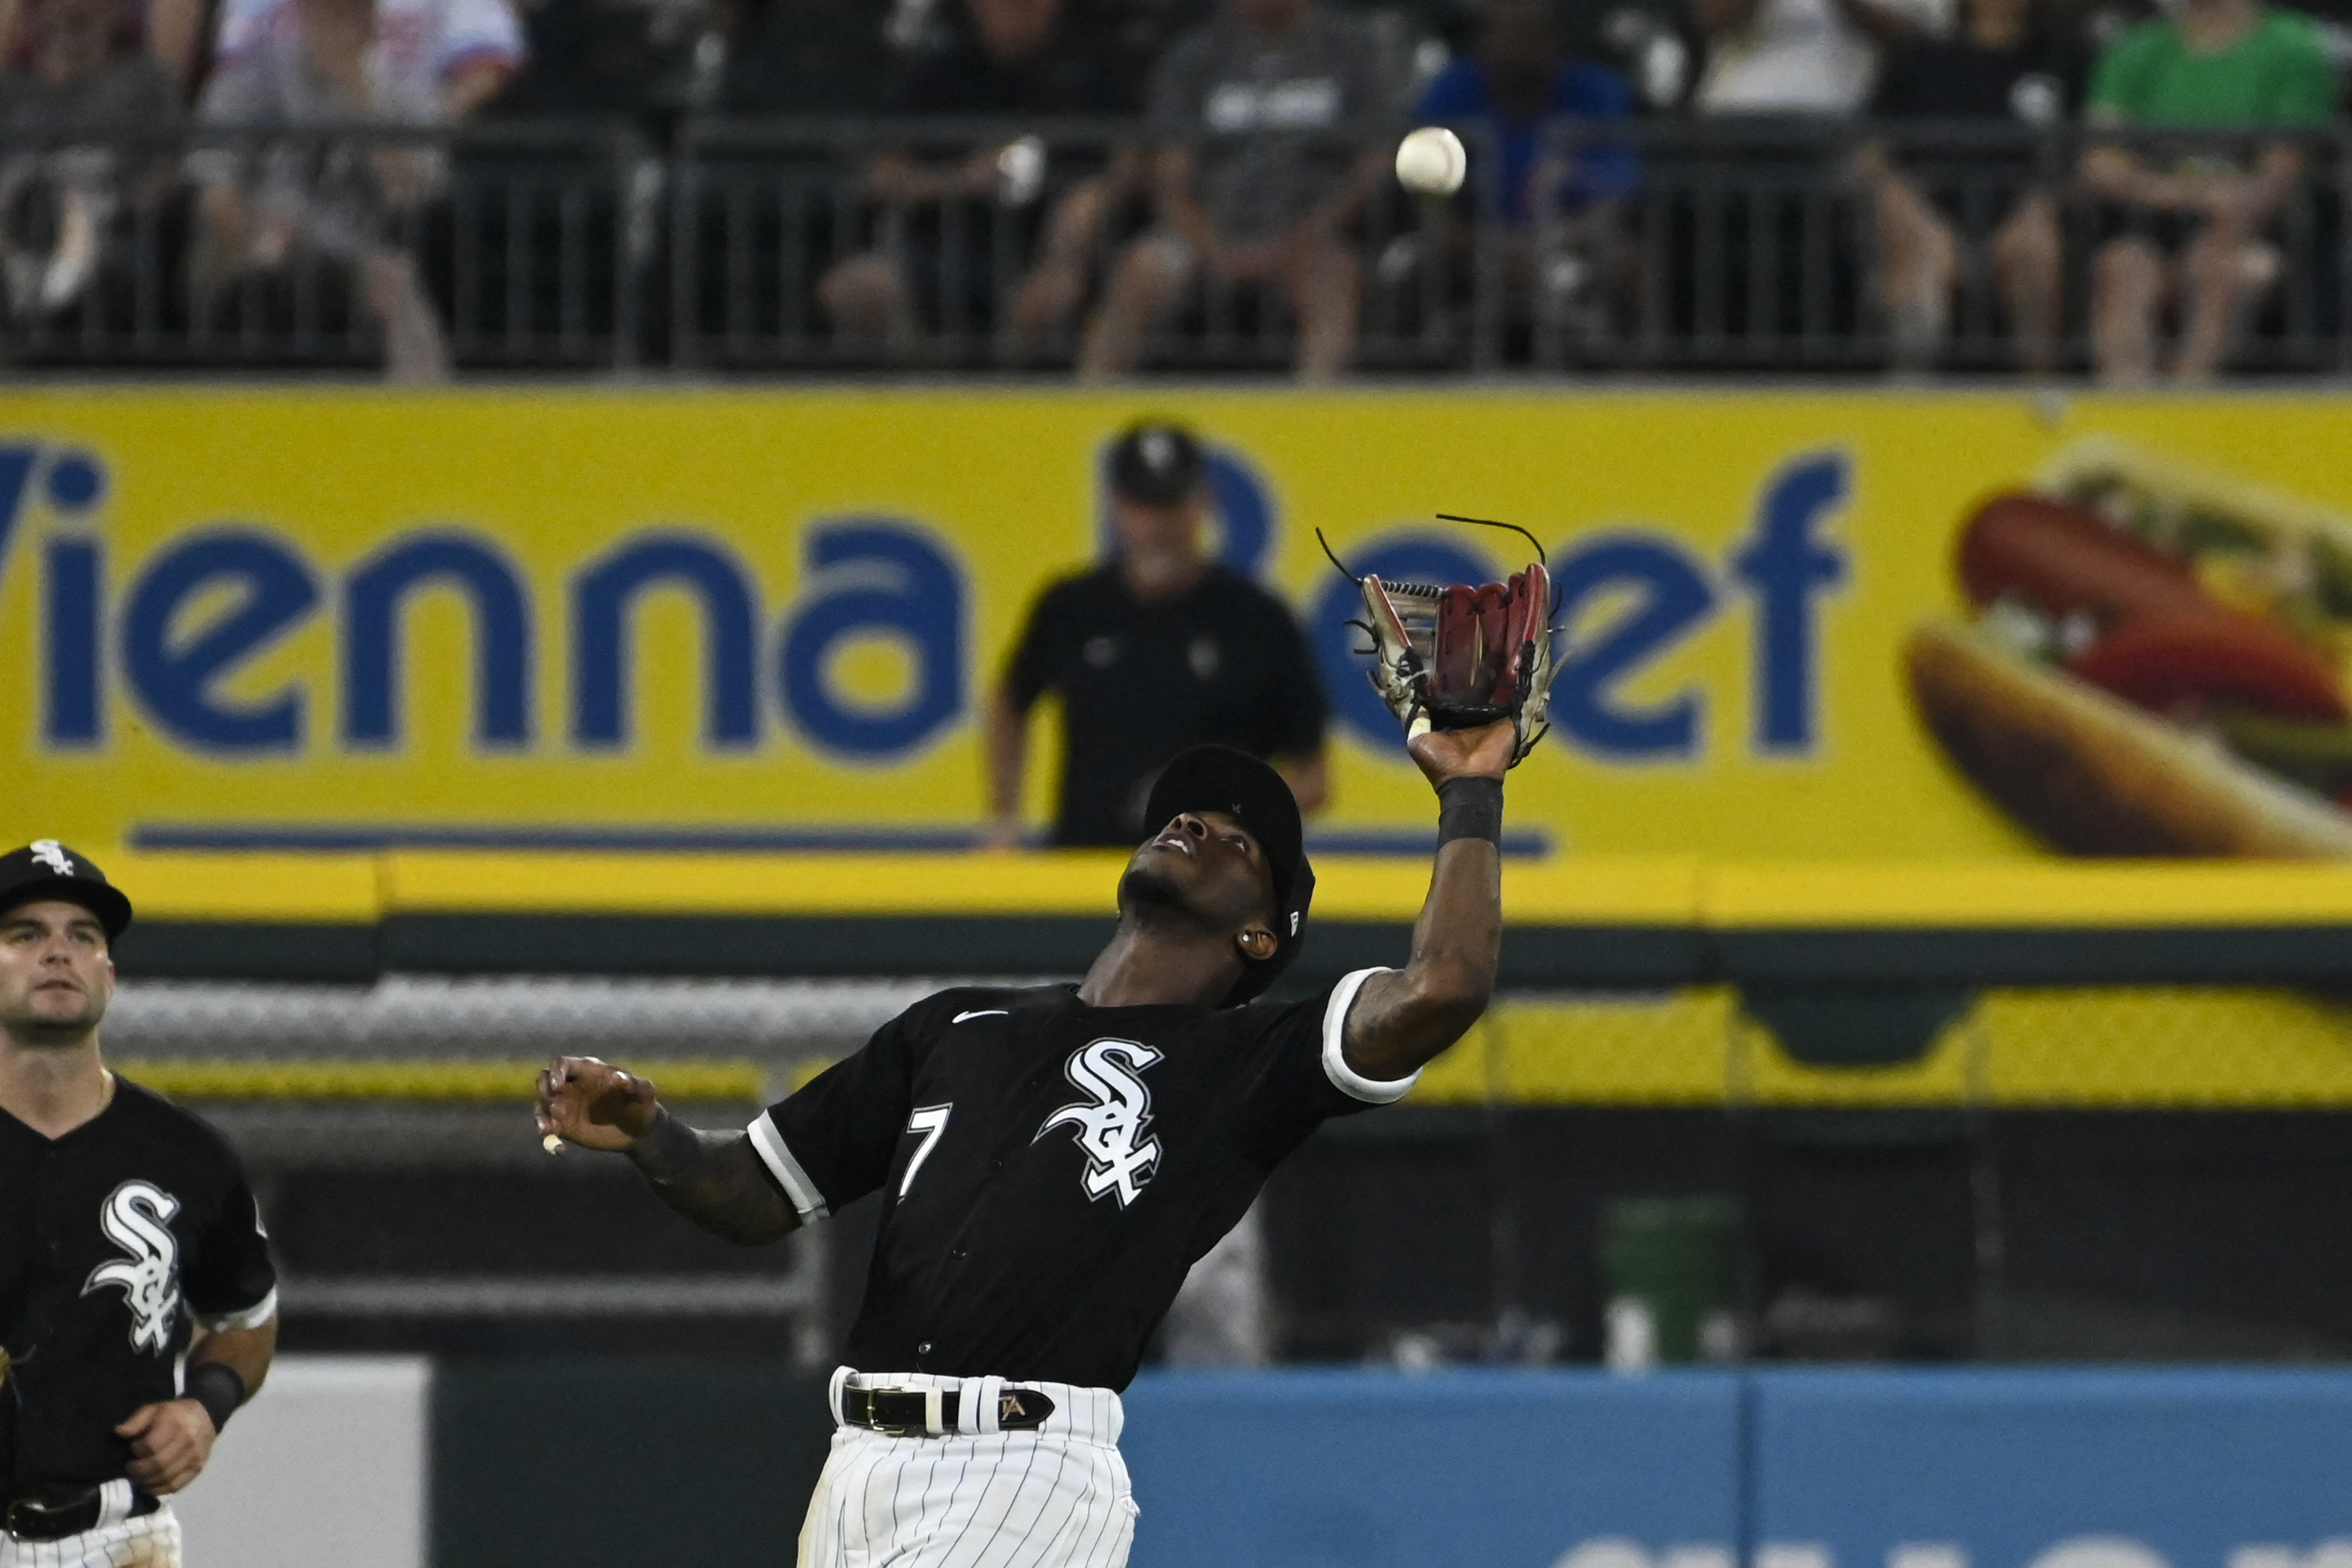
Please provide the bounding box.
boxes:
[1395,126,1466,196]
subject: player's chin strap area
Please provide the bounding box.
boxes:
[3,1479,159,1542]
[831,1368,1060,1437]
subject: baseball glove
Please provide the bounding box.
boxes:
[1357,558,1555,767]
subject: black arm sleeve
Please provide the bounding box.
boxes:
[182,1178,278,1328]
[752,1008,925,1218]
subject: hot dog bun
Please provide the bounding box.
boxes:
[1905,619,2352,858]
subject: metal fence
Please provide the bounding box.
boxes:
[102,973,2352,1361]
[0,117,2344,375]
[0,122,644,370]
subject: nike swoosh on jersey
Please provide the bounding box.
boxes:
[952,1009,1009,1023]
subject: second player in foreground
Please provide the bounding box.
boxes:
[536,550,1553,1568]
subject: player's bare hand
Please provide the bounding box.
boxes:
[1407,719,1517,789]
[536,1056,660,1152]
[117,1398,216,1494]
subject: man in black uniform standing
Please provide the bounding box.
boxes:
[538,710,1517,1568]
[0,844,278,1568]
[983,420,1332,848]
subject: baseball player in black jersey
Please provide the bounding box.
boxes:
[0,844,278,1568]
[538,716,1518,1568]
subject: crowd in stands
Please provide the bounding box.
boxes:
[0,0,2343,378]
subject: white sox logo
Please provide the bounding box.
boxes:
[30,839,73,876]
[82,1181,182,1354]
[1036,1039,1164,1207]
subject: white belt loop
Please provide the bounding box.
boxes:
[923,1387,946,1436]
[1096,1386,1123,1445]
[827,1366,853,1427]
[968,1375,1004,1435]
[95,1479,134,1529]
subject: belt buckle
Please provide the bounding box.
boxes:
[6,1497,68,1541]
[860,1387,914,1437]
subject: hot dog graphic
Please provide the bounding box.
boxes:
[1906,437,2352,857]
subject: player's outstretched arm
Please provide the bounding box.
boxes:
[1341,719,1514,1082]
[536,1057,802,1245]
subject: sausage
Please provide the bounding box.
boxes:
[2070,614,2348,724]
[1956,492,2212,624]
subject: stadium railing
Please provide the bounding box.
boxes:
[0,120,647,372]
[2,118,2343,375]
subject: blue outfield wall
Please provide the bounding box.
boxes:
[1118,1368,2352,1568]
[1120,1368,1743,1567]
[1752,1371,2352,1568]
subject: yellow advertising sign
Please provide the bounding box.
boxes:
[12,388,2352,861]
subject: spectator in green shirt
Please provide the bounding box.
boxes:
[2079,0,2336,381]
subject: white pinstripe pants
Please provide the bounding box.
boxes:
[799,1372,1137,1568]
[0,1505,179,1568]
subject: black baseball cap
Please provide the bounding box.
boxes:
[1107,421,1206,507]
[0,840,133,939]
[1144,746,1314,1005]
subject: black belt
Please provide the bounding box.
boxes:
[4,1485,159,1543]
[842,1384,1056,1437]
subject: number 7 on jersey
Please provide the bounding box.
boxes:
[899,1105,952,1198]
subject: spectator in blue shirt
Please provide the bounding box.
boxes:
[1408,0,1637,343]
[1415,0,1640,223]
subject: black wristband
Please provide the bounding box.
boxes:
[1436,775,1504,848]
[185,1360,246,1434]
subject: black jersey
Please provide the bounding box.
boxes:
[748,968,1410,1391]
[1870,35,2086,127]
[0,1078,277,1497]
[1002,564,1328,848]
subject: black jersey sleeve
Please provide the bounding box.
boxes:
[1002,577,1077,714]
[749,1005,927,1220]
[1235,967,1420,1158]
[182,1176,278,1330]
